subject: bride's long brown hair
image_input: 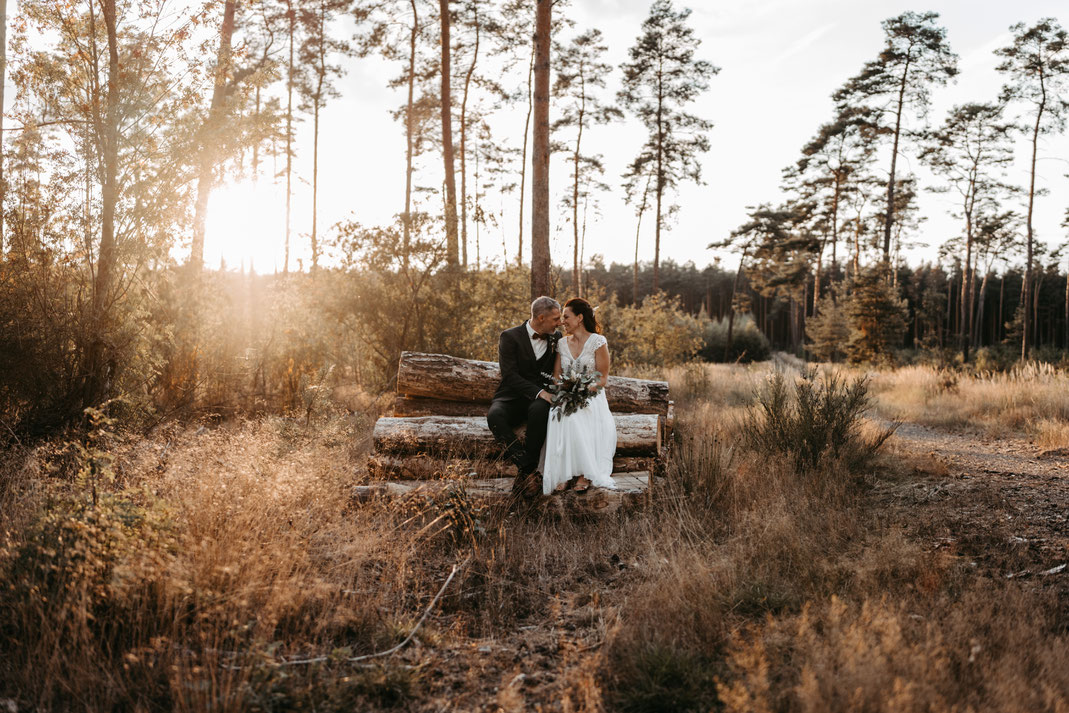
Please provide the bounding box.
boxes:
[564,298,599,334]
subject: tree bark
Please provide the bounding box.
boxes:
[439,0,460,269]
[725,251,746,360]
[962,198,974,361]
[309,2,326,271]
[85,0,121,408]
[633,173,651,304]
[352,476,651,512]
[530,0,551,298]
[373,414,661,457]
[284,0,295,273]
[517,48,533,264]
[0,0,6,253]
[190,0,237,273]
[368,453,652,479]
[653,58,664,293]
[402,0,418,271]
[1022,82,1045,360]
[459,3,479,269]
[572,58,586,297]
[395,351,671,415]
[883,55,912,262]
[974,269,990,349]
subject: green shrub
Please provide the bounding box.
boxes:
[742,369,895,474]
[699,314,771,363]
[607,292,704,368]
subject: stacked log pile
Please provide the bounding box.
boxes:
[366,352,672,500]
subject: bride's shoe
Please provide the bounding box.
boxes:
[573,476,591,492]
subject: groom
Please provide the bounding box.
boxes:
[487,296,561,498]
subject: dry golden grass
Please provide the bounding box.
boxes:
[1,367,1067,711]
[867,362,1069,439]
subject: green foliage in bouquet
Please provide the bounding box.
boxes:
[544,363,603,421]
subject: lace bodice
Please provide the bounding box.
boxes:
[558,333,608,371]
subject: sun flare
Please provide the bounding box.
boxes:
[204,180,289,273]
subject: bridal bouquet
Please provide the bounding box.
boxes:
[544,363,603,421]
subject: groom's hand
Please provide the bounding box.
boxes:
[537,389,553,403]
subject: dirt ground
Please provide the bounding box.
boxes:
[389,419,1069,710]
[875,420,1069,604]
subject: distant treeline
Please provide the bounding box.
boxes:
[580,258,1069,360]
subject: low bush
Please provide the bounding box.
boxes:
[742,369,895,474]
[699,313,771,363]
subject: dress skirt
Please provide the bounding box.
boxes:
[540,389,618,494]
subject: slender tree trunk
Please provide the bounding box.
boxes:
[439,0,459,269]
[1022,89,1045,360]
[830,173,842,271]
[572,64,586,297]
[1033,273,1043,350]
[459,4,479,269]
[812,244,824,318]
[310,2,325,271]
[883,57,911,262]
[1065,255,1068,350]
[402,0,418,272]
[974,269,990,349]
[86,0,121,409]
[633,173,651,304]
[191,0,237,273]
[517,48,533,264]
[962,200,974,362]
[311,94,321,269]
[852,213,861,276]
[653,59,664,293]
[998,274,1005,343]
[530,0,550,298]
[725,252,746,361]
[284,0,294,273]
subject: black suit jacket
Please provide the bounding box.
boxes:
[492,322,558,402]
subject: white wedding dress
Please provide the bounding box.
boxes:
[541,333,618,494]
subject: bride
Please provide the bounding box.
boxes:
[541,297,618,494]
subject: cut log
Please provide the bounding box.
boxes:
[351,472,651,514]
[396,351,670,416]
[393,395,484,417]
[372,413,661,458]
[368,454,654,480]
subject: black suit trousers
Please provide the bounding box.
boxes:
[487,397,551,476]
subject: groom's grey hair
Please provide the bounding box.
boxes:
[530,296,560,318]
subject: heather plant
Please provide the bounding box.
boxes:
[743,368,896,474]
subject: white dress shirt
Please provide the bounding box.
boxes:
[525,320,549,360]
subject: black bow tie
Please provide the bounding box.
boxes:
[532,332,553,341]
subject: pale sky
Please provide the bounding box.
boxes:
[200,0,1069,274]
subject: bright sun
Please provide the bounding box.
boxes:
[204,180,289,273]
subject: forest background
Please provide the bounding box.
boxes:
[0,0,1068,436]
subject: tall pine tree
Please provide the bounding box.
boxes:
[619,0,717,293]
[834,11,957,263]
